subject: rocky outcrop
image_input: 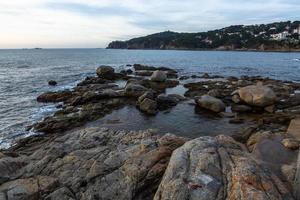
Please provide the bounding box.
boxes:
[195,95,226,113]
[238,84,276,107]
[1,128,187,200]
[154,135,294,200]
[96,65,115,79]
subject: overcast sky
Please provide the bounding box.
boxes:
[0,0,299,48]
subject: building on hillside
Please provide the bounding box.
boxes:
[270,31,289,40]
[293,27,300,34]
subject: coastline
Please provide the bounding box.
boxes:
[1,63,300,199]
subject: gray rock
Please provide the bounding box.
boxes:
[150,71,167,82]
[139,98,158,115]
[154,135,294,200]
[96,66,115,79]
[124,83,148,97]
[2,128,187,200]
[195,95,225,113]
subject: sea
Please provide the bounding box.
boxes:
[0,48,300,148]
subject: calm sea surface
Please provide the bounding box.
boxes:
[0,49,300,148]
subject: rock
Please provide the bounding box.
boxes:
[156,94,180,110]
[282,138,299,150]
[287,119,300,141]
[124,83,148,97]
[4,128,187,200]
[265,105,276,113]
[135,70,153,76]
[37,91,73,103]
[281,164,297,185]
[202,73,210,78]
[195,95,225,113]
[139,98,158,115]
[0,176,58,200]
[150,70,167,82]
[45,187,76,200]
[138,91,156,104]
[294,152,300,199]
[238,85,276,107]
[229,118,244,124]
[141,79,179,92]
[246,131,272,151]
[231,104,252,113]
[133,64,157,71]
[48,80,57,86]
[232,94,241,103]
[207,89,222,98]
[96,65,115,79]
[154,135,293,200]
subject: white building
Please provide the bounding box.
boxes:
[293,27,300,34]
[270,31,289,40]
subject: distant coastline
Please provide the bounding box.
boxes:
[107,20,300,52]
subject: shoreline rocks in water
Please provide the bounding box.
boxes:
[2,63,300,199]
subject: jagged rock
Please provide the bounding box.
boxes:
[238,85,276,107]
[124,83,148,97]
[232,94,241,103]
[37,91,73,103]
[150,71,167,82]
[3,128,187,200]
[154,135,293,200]
[135,70,153,76]
[207,89,222,98]
[139,98,158,115]
[195,95,225,113]
[96,65,115,79]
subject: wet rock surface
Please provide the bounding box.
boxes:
[0,128,187,200]
[3,64,300,199]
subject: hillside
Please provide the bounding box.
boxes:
[107,21,300,51]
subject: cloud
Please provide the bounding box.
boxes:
[0,0,299,48]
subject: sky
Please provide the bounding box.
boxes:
[0,0,299,48]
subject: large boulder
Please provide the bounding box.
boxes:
[124,83,148,97]
[238,85,276,107]
[157,94,183,110]
[150,70,167,82]
[195,95,225,113]
[96,65,115,79]
[154,135,294,200]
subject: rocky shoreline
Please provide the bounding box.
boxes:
[1,64,300,199]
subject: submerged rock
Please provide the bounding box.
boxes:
[238,85,276,107]
[195,95,225,113]
[154,135,293,200]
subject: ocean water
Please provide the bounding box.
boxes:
[0,48,300,148]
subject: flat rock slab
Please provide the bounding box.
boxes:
[288,119,300,141]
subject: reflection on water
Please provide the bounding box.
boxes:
[87,101,252,138]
